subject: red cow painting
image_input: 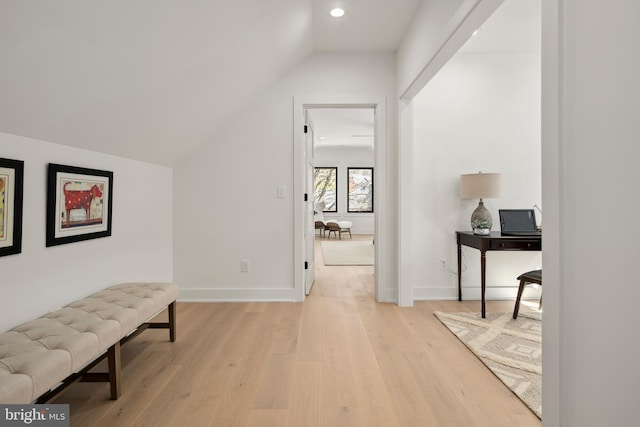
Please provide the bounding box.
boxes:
[46,164,112,247]
[61,181,104,228]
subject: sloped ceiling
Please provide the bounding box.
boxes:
[0,0,422,166]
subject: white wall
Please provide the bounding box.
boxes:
[314,145,374,234]
[397,0,467,96]
[397,0,504,98]
[173,52,397,301]
[542,1,640,425]
[396,0,506,306]
[411,52,542,300]
[0,132,173,332]
[397,0,640,423]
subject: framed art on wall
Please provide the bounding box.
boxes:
[46,163,113,247]
[0,158,24,257]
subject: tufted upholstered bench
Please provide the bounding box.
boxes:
[0,282,178,404]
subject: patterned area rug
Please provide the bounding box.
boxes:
[434,311,542,418]
[320,240,374,265]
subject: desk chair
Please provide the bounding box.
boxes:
[513,269,542,319]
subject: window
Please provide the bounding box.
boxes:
[347,168,373,213]
[314,167,337,212]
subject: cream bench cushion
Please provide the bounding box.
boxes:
[0,282,178,404]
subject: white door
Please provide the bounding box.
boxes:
[304,112,316,295]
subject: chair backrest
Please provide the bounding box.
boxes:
[325,222,340,231]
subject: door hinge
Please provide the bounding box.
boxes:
[304,261,309,270]
[304,193,308,201]
[304,125,308,133]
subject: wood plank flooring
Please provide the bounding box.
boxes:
[51,234,541,426]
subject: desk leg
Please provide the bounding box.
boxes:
[457,241,462,301]
[480,250,486,318]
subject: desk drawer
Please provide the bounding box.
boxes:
[490,240,541,250]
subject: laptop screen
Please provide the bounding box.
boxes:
[499,209,537,232]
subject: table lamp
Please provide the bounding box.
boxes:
[460,172,501,235]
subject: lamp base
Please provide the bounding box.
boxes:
[470,199,492,235]
[473,228,491,235]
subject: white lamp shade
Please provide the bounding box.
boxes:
[460,173,501,199]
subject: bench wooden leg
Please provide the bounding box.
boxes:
[108,341,121,400]
[168,301,176,342]
[146,301,177,342]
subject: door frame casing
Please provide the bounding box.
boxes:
[303,111,316,295]
[293,95,391,303]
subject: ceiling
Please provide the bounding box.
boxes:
[307,0,540,150]
[312,0,423,52]
[460,0,540,54]
[309,108,375,149]
[0,0,538,165]
[0,0,422,166]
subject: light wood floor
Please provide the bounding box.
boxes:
[52,234,541,426]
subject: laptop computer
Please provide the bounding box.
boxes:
[499,209,541,236]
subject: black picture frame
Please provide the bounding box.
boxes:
[46,163,113,247]
[0,158,24,257]
[347,167,374,213]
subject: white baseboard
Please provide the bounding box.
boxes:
[351,229,375,235]
[413,286,542,301]
[178,287,297,302]
[178,285,540,305]
[413,287,459,300]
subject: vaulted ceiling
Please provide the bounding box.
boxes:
[0,0,422,166]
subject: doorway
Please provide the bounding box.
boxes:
[307,108,376,296]
[293,96,390,304]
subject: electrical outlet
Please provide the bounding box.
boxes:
[241,260,250,273]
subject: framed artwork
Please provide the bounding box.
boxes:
[0,158,24,257]
[46,163,113,247]
[314,167,337,212]
[347,167,374,213]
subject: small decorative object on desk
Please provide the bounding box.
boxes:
[471,214,492,235]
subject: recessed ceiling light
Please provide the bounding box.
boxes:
[330,8,345,18]
[318,136,326,140]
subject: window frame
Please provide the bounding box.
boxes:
[347,167,374,213]
[313,167,338,212]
